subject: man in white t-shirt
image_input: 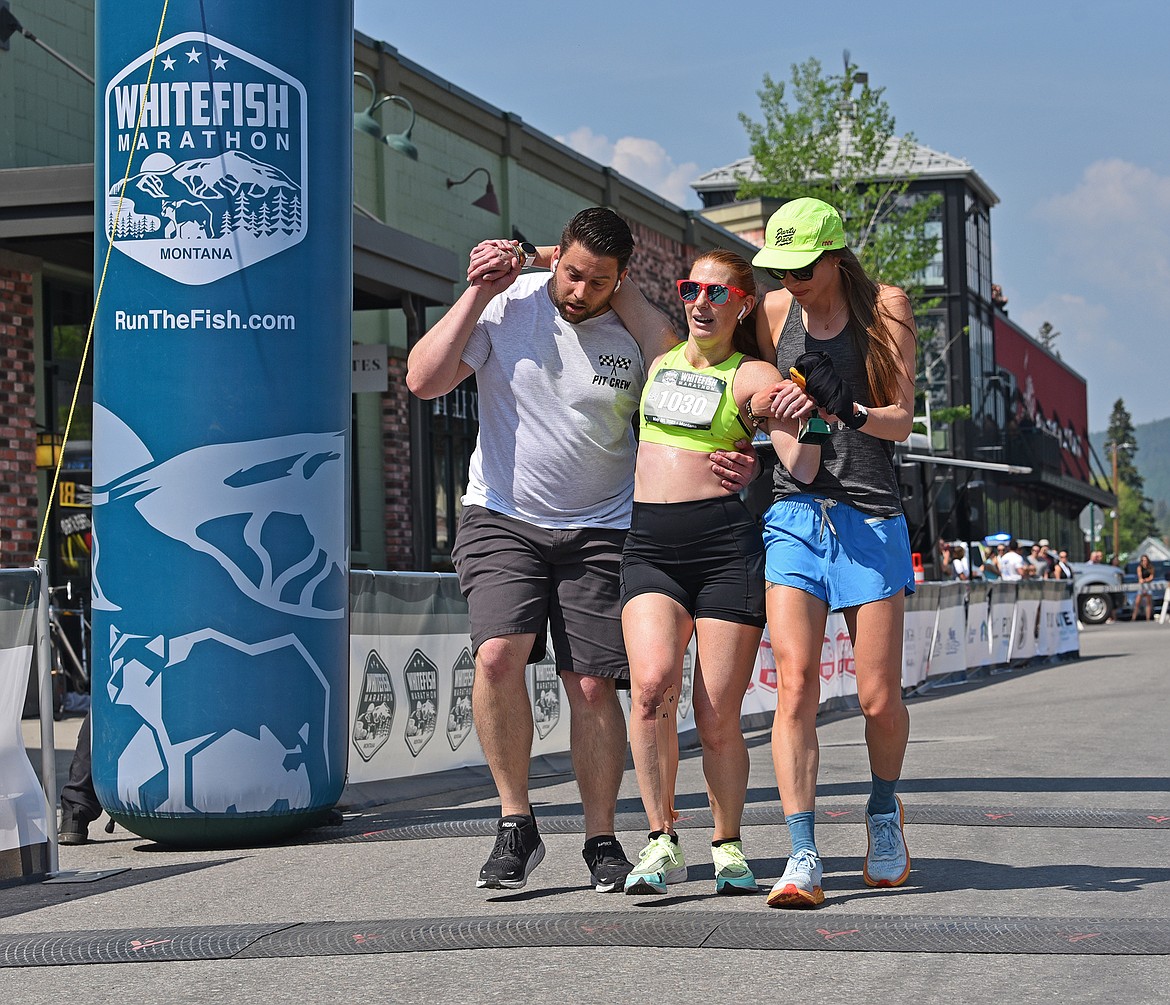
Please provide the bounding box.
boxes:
[997,540,1027,581]
[407,209,754,894]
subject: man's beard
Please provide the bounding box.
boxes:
[548,274,609,323]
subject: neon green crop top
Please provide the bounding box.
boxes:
[638,342,753,453]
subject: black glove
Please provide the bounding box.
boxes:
[792,350,861,425]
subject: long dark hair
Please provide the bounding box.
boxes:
[689,248,758,358]
[830,247,910,406]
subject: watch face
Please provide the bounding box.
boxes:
[519,242,537,257]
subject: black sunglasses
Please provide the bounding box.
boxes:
[766,254,824,283]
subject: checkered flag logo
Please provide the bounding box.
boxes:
[599,353,631,376]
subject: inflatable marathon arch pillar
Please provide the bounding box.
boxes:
[90,1,353,845]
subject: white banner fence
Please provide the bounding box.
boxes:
[345,572,1078,803]
[0,565,55,882]
[3,570,1080,838]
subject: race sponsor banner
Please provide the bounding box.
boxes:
[902,587,936,687]
[928,584,967,677]
[403,650,440,757]
[347,631,486,783]
[678,647,696,721]
[818,625,839,703]
[531,651,562,743]
[351,650,395,764]
[741,627,776,719]
[342,572,1080,792]
[1010,582,1042,662]
[1034,589,1053,659]
[91,1,352,842]
[965,583,993,669]
[834,619,858,700]
[755,626,777,694]
[0,571,48,863]
[990,583,1017,665]
[1054,585,1079,654]
[445,648,475,752]
[1035,581,1078,656]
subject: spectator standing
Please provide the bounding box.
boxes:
[998,540,1027,581]
[1132,555,1156,622]
[1027,544,1046,578]
[949,544,970,581]
[1037,540,1057,578]
[58,711,102,844]
[982,544,1004,582]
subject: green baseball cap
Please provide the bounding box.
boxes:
[752,197,846,270]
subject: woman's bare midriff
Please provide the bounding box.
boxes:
[633,440,734,503]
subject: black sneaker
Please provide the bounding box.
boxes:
[58,809,90,846]
[477,812,545,890]
[583,834,633,892]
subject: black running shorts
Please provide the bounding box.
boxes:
[452,505,629,681]
[619,495,765,627]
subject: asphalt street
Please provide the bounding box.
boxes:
[5,619,1169,1003]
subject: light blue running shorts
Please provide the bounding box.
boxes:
[762,494,915,611]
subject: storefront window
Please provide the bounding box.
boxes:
[42,279,94,674]
[430,380,478,565]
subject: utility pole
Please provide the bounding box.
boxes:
[1112,443,1120,564]
[1108,440,1133,564]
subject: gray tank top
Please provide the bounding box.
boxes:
[772,297,903,517]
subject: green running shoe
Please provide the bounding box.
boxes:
[623,833,687,895]
[712,839,758,894]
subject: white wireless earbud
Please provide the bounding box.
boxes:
[737,307,746,320]
[614,279,622,292]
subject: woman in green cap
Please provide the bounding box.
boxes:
[745,197,919,908]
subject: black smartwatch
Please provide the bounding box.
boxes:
[841,402,868,430]
[515,241,537,268]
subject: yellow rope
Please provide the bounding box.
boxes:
[35,1,171,563]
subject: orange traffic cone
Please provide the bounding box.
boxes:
[912,552,925,584]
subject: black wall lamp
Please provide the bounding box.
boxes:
[353,70,418,160]
[446,167,500,216]
[1,1,94,84]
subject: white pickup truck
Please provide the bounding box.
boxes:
[1068,562,1127,625]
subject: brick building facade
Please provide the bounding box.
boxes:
[0,254,40,569]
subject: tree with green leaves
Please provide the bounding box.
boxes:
[737,57,941,297]
[1106,398,1142,490]
[1036,321,1061,358]
[1105,398,1158,554]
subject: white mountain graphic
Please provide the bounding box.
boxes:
[111,150,298,205]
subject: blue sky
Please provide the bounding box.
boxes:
[355,1,1170,430]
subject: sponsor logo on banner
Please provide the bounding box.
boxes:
[352,650,395,763]
[756,629,777,692]
[902,625,916,671]
[819,634,835,683]
[836,629,855,679]
[446,647,475,752]
[104,33,308,285]
[678,649,695,718]
[532,651,561,741]
[403,649,438,757]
